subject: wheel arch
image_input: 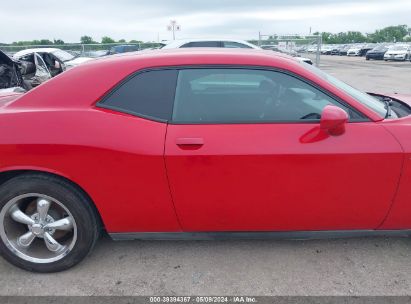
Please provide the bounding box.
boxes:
[0,168,105,231]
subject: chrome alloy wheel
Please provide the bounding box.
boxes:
[0,193,77,264]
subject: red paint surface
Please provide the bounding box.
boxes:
[0,49,409,233]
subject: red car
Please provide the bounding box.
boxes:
[0,49,410,273]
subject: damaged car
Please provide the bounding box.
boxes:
[13,48,93,87]
[0,50,31,92]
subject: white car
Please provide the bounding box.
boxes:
[320,45,333,55]
[347,45,363,56]
[13,48,93,86]
[384,44,411,61]
[161,38,313,65]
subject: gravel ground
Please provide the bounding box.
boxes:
[1,55,411,296]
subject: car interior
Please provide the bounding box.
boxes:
[19,52,64,81]
[0,57,19,89]
[172,69,351,123]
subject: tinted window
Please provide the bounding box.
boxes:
[172,69,354,123]
[181,41,221,48]
[101,70,178,121]
[223,41,253,49]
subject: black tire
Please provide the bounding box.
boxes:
[0,173,100,272]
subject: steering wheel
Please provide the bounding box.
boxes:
[300,113,321,120]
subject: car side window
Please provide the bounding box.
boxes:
[181,41,222,48]
[172,68,357,123]
[100,70,178,121]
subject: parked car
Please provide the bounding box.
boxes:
[306,45,319,53]
[330,45,345,55]
[358,44,376,56]
[384,44,411,61]
[366,45,390,60]
[347,45,364,56]
[338,45,351,56]
[82,50,110,58]
[108,45,140,55]
[162,38,313,64]
[260,45,299,57]
[13,48,93,87]
[0,50,31,91]
[320,45,333,55]
[1,49,411,272]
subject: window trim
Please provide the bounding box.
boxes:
[96,65,369,124]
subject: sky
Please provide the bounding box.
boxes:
[1,0,411,43]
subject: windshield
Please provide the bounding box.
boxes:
[51,49,75,62]
[303,64,387,118]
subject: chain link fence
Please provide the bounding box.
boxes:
[0,42,163,57]
[251,34,322,66]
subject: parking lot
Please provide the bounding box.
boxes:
[0,55,411,296]
[319,55,411,94]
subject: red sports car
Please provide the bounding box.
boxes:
[0,49,410,273]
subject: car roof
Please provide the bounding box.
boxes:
[162,38,259,49]
[92,48,293,66]
[13,48,61,58]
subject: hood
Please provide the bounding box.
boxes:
[0,50,20,66]
[385,50,408,55]
[367,50,386,54]
[385,93,411,107]
[64,57,94,67]
[0,50,13,65]
[369,92,411,107]
[0,50,27,91]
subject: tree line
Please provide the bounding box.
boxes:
[315,25,411,44]
[0,36,144,46]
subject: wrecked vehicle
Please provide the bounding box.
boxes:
[13,48,93,87]
[0,50,31,92]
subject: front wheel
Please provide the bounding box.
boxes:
[0,173,100,272]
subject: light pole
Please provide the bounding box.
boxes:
[167,20,181,40]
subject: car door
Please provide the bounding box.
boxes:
[164,67,403,232]
[95,69,181,232]
[32,53,52,85]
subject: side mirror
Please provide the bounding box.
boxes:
[320,105,348,136]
